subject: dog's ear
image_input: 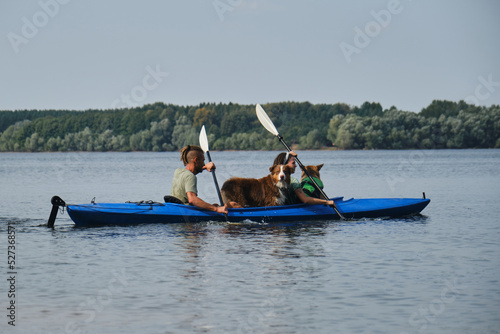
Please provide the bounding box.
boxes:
[269,165,277,172]
[283,165,292,174]
[317,164,324,171]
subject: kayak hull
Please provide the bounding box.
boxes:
[66,197,430,227]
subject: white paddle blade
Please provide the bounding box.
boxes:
[256,104,279,136]
[199,125,209,152]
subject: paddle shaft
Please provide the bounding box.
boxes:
[276,135,346,220]
[205,151,224,206]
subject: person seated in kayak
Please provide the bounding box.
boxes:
[273,151,335,206]
[170,145,228,214]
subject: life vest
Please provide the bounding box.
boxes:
[301,177,324,198]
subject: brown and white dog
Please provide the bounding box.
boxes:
[221,165,292,207]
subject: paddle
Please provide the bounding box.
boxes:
[199,125,224,206]
[256,104,346,220]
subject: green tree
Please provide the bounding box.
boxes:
[171,116,198,150]
[150,118,173,151]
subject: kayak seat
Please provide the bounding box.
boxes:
[164,195,184,204]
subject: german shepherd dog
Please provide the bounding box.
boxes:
[300,164,324,198]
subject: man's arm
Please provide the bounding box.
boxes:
[203,161,215,172]
[187,191,228,214]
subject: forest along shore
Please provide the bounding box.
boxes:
[1,100,498,152]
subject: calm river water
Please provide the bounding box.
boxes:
[1,149,499,333]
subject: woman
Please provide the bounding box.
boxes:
[273,151,335,206]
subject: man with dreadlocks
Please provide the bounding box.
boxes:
[170,145,228,214]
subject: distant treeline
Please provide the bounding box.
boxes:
[0,100,499,152]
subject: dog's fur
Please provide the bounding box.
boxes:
[221,165,292,207]
[300,164,323,181]
[300,164,324,199]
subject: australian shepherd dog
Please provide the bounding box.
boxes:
[221,165,292,207]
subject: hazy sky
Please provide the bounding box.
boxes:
[1,0,499,112]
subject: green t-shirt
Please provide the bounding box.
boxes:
[171,168,198,205]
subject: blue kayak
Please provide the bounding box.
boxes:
[52,196,430,227]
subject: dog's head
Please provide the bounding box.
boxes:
[269,164,291,188]
[301,164,323,181]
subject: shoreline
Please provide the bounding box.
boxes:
[0,147,498,154]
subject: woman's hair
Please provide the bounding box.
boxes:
[273,152,291,166]
[180,145,204,165]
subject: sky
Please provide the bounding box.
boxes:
[1,0,499,113]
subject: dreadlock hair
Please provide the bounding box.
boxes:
[181,145,204,166]
[273,152,290,166]
[180,145,204,166]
